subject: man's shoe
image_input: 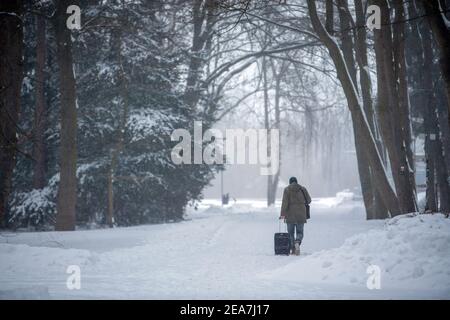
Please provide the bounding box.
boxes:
[294,242,300,256]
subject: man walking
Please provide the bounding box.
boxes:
[280,177,311,255]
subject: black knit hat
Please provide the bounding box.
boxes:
[289,177,297,184]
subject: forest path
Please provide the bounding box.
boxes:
[1,196,396,299]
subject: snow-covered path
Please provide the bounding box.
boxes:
[1,194,449,299]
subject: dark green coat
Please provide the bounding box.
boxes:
[281,183,311,224]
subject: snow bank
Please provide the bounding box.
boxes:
[259,213,450,292]
[0,286,50,299]
[313,190,356,208]
[0,243,92,273]
[187,198,278,218]
[0,243,93,297]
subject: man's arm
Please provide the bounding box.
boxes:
[280,189,288,218]
[303,187,312,205]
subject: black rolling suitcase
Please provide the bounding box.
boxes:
[274,221,290,255]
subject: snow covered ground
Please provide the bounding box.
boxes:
[0,192,449,299]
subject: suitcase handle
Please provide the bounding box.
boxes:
[279,219,287,232]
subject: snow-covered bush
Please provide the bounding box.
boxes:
[8,181,57,230]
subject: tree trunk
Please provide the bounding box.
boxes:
[33,14,47,190]
[375,0,415,213]
[107,27,129,227]
[422,89,450,213]
[422,14,438,212]
[393,1,417,213]
[422,20,450,212]
[307,0,401,215]
[421,0,450,128]
[354,0,388,219]
[325,0,334,35]
[393,0,415,173]
[0,1,23,228]
[337,0,380,219]
[54,0,78,231]
[436,86,450,175]
[372,0,417,214]
[409,0,450,178]
[353,121,377,219]
[184,0,205,111]
[267,62,283,206]
[354,0,377,140]
[262,57,273,207]
[184,0,216,111]
[435,138,450,212]
[337,0,358,89]
[424,111,438,212]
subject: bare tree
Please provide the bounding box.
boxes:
[421,0,450,127]
[266,60,286,206]
[33,14,47,190]
[354,0,388,219]
[372,0,417,214]
[420,17,450,212]
[306,0,401,215]
[0,1,24,227]
[325,0,334,35]
[184,0,217,112]
[53,0,78,231]
[336,0,379,219]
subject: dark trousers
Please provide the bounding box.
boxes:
[287,223,304,250]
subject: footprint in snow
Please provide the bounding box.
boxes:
[412,267,424,278]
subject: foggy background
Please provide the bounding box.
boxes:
[203,64,360,200]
